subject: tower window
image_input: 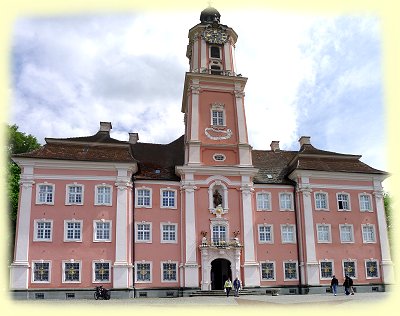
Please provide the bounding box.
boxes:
[210,65,222,75]
[210,46,221,59]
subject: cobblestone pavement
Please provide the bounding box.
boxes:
[15,292,391,306]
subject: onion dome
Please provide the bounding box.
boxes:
[200,6,221,24]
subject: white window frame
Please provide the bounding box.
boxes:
[64,219,83,242]
[36,183,55,205]
[65,183,84,205]
[283,261,299,281]
[160,188,177,209]
[209,45,222,60]
[95,184,113,206]
[213,153,226,162]
[319,260,334,280]
[281,224,296,244]
[210,103,226,127]
[160,223,178,244]
[258,224,274,244]
[365,259,380,279]
[135,187,152,208]
[362,224,376,243]
[136,222,152,243]
[316,224,332,243]
[260,261,276,281]
[135,261,152,283]
[359,193,373,212]
[342,260,357,278]
[31,260,52,283]
[337,192,351,211]
[279,192,294,211]
[211,223,228,245]
[161,261,178,283]
[256,192,272,211]
[93,220,112,242]
[92,260,112,283]
[339,224,354,243]
[62,260,82,283]
[314,191,328,211]
[33,219,53,242]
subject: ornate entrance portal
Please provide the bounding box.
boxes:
[211,258,231,290]
[199,242,241,291]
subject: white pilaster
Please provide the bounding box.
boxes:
[10,164,34,289]
[224,42,232,73]
[374,189,394,284]
[241,180,260,287]
[183,183,199,287]
[192,36,199,71]
[200,39,207,70]
[299,184,319,285]
[189,80,200,141]
[113,168,132,288]
[234,86,247,144]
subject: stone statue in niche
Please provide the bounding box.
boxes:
[213,190,223,207]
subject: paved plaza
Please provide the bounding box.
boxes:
[14,292,392,306]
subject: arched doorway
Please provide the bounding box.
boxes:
[210,258,232,290]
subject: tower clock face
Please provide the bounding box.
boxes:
[202,28,228,44]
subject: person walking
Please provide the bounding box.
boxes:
[330,275,339,296]
[233,277,241,297]
[224,278,233,297]
[343,275,353,295]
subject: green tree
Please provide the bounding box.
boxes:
[383,192,393,247]
[7,124,40,263]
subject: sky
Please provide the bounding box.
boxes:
[9,7,386,171]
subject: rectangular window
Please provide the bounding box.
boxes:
[94,221,111,241]
[137,189,151,207]
[63,262,81,282]
[136,263,151,282]
[340,225,354,243]
[317,224,331,243]
[212,225,226,244]
[315,192,328,210]
[33,262,50,282]
[65,221,82,242]
[279,193,293,210]
[320,261,333,279]
[162,262,177,282]
[261,262,275,281]
[257,193,271,211]
[37,184,54,204]
[337,193,350,210]
[281,225,295,243]
[96,185,111,205]
[67,185,83,204]
[137,223,151,242]
[161,224,177,243]
[284,262,298,280]
[161,190,176,208]
[258,225,273,243]
[343,261,356,278]
[210,46,221,59]
[94,262,110,282]
[34,221,52,241]
[362,225,376,243]
[212,110,224,126]
[365,260,379,278]
[359,194,372,211]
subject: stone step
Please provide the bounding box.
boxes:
[189,289,258,297]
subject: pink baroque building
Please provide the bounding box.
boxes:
[10,7,394,299]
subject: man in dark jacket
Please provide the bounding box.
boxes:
[233,277,241,297]
[343,275,353,295]
[330,275,339,296]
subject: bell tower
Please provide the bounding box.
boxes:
[181,6,253,168]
